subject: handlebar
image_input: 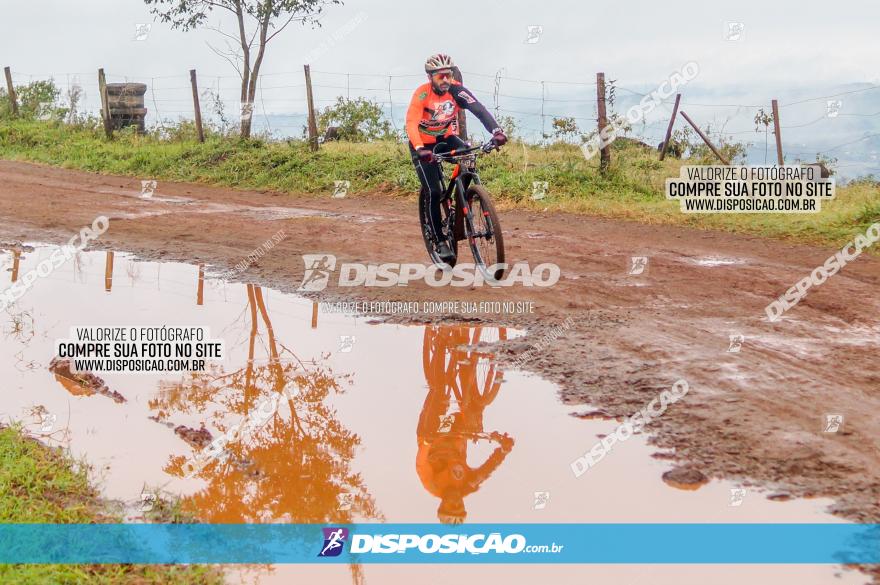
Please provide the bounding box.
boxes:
[433,139,498,162]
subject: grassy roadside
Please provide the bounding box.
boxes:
[0,119,878,249]
[0,424,224,584]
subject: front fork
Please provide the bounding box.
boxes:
[452,173,476,242]
[456,174,493,242]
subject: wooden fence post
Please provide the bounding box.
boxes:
[97,68,112,138]
[679,110,730,165]
[304,65,319,151]
[190,69,205,143]
[771,99,783,165]
[3,67,18,116]
[659,94,682,161]
[104,251,114,292]
[596,72,610,171]
[196,264,205,306]
[11,249,20,282]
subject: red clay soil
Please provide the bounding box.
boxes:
[0,159,878,536]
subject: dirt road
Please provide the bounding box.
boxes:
[1,159,878,529]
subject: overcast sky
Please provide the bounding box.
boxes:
[2,0,878,88]
[2,0,878,176]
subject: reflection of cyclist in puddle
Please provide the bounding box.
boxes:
[417,325,514,524]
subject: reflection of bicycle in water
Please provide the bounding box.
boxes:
[417,325,514,524]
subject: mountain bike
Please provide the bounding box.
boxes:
[418,139,506,281]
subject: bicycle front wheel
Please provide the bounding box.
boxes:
[465,185,506,282]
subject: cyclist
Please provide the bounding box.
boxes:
[416,325,514,524]
[406,53,507,264]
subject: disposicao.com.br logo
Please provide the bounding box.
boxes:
[317,527,563,556]
[318,527,349,557]
[298,254,560,291]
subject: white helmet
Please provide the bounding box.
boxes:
[425,53,456,74]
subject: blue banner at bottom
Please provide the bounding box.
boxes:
[0,524,878,564]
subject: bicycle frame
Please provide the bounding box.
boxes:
[434,141,495,242]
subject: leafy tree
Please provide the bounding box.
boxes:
[754,107,774,164]
[550,116,579,141]
[0,80,65,120]
[316,97,396,142]
[688,123,747,164]
[144,0,343,138]
[663,126,693,158]
[792,153,837,177]
[495,114,518,142]
[64,82,83,124]
[156,285,382,527]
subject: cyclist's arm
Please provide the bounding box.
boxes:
[465,445,510,492]
[406,88,426,149]
[451,85,501,133]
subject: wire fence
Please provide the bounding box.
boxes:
[6,66,880,178]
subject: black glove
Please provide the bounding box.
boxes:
[492,129,508,147]
[416,147,435,163]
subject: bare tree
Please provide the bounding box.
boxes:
[144,0,342,138]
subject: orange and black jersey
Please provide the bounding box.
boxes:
[406,81,500,149]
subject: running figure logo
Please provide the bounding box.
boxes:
[727,334,744,353]
[629,256,648,276]
[318,527,349,557]
[298,254,337,291]
[140,180,157,199]
[823,414,844,433]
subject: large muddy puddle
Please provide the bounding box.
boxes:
[0,246,866,584]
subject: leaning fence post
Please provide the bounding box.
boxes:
[659,94,682,161]
[190,69,205,143]
[304,64,319,151]
[679,110,730,165]
[97,68,112,138]
[596,72,611,172]
[3,67,18,116]
[771,99,784,165]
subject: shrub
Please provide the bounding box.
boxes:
[315,97,397,142]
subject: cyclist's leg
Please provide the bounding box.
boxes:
[410,141,445,241]
[436,135,468,242]
[424,135,467,240]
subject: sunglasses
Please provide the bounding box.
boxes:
[432,70,454,81]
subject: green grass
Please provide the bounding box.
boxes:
[0,119,878,249]
[0,424,224,584]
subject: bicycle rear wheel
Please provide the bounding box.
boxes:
[465,185,506,281]
[419,190,458,267]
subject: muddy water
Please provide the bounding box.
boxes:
[0,246,866,585]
